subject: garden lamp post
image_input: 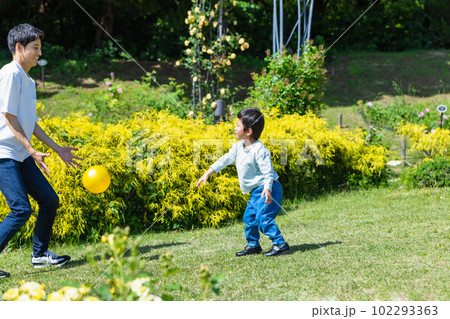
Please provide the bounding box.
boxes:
[437,104,447,129]
[38,59,48,89]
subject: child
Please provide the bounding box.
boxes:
[196,107,290,257]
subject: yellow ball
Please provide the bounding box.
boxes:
[82,166,111,194]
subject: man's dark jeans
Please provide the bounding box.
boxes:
[0,156,59,256]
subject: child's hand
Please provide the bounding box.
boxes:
[196,175,208,188]
[196,168,215,188]
[262,188,272,204]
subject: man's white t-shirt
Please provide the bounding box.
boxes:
[0,61,38,162]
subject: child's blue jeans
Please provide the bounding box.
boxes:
[243,181,285,247]
[0,156,59,256]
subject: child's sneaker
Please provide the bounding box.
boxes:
[31,250,71,268]
[263,243,291,257]
[0,270,10,279]
[235,245,262,257]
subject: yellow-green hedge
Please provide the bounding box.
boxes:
[0,109,388,242]
[396,122,450,157]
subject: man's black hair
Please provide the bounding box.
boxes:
[7,24,44,55]
[237,107,265,140]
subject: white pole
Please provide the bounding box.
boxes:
[279,0,283,51]
[297,0,301,56]
[273,0,278,54]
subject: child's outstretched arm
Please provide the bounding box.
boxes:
[196,168,216,188]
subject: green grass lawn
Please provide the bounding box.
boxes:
[0,50,448,301]
[1,186,448,300]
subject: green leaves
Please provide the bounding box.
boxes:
[250,46,327,116]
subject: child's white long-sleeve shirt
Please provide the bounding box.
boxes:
[210,140,279,194]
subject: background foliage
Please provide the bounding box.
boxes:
[0,109,388,244]
[250,46,327,115]
[0,0,448,62]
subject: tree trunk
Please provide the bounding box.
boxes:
[93,1,115,49]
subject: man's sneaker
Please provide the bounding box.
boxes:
[0,270,10,279]
[31,251,71,268]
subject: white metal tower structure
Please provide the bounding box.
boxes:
[273,0,315,56]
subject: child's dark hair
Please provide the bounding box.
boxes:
[8,24,44,55]
[237,107,265,140]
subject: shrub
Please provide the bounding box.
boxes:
[400,157,450,188]
[396,123,450,157]
[250,45,327,116]
[0,109,388,243]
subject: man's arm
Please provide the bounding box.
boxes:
[33,123,82,170]
[5,113,52,176]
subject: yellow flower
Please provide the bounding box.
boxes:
[193,76,198,82]
[101,235,107,243]
[78,285,91,295]
[238,38,245,45]
[83,296,101,301]
[233,1,237,6]
[230,53,236,59]
[17,294,31,301]
[206,93,212,100]
[210,10,215,17]
[185,18,189,24]
[245,42,250,49]
[213,21,218,28]
[225,35,231,42]
[108,234,115,246]
[202,45,207,52]
[240,44,246,51]
[195,6,200,13]
[186,48,192,55]
[184,40,189,46]
[211,101,217,108]
[220,88,226,95]
[207,49,214,55]
[3,288,20,301]
[226,60,231,66]
[47,291,65,301]
[198,32,203,38]
[219,76,225,82]
[61,286,80,300]
[233,20,237,25]
[175,60,181,66]
[188,111,194,117]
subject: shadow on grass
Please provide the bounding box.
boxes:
[23,241,189,272]
[290,241,342,254]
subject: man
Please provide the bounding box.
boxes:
[0,24,82,279]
